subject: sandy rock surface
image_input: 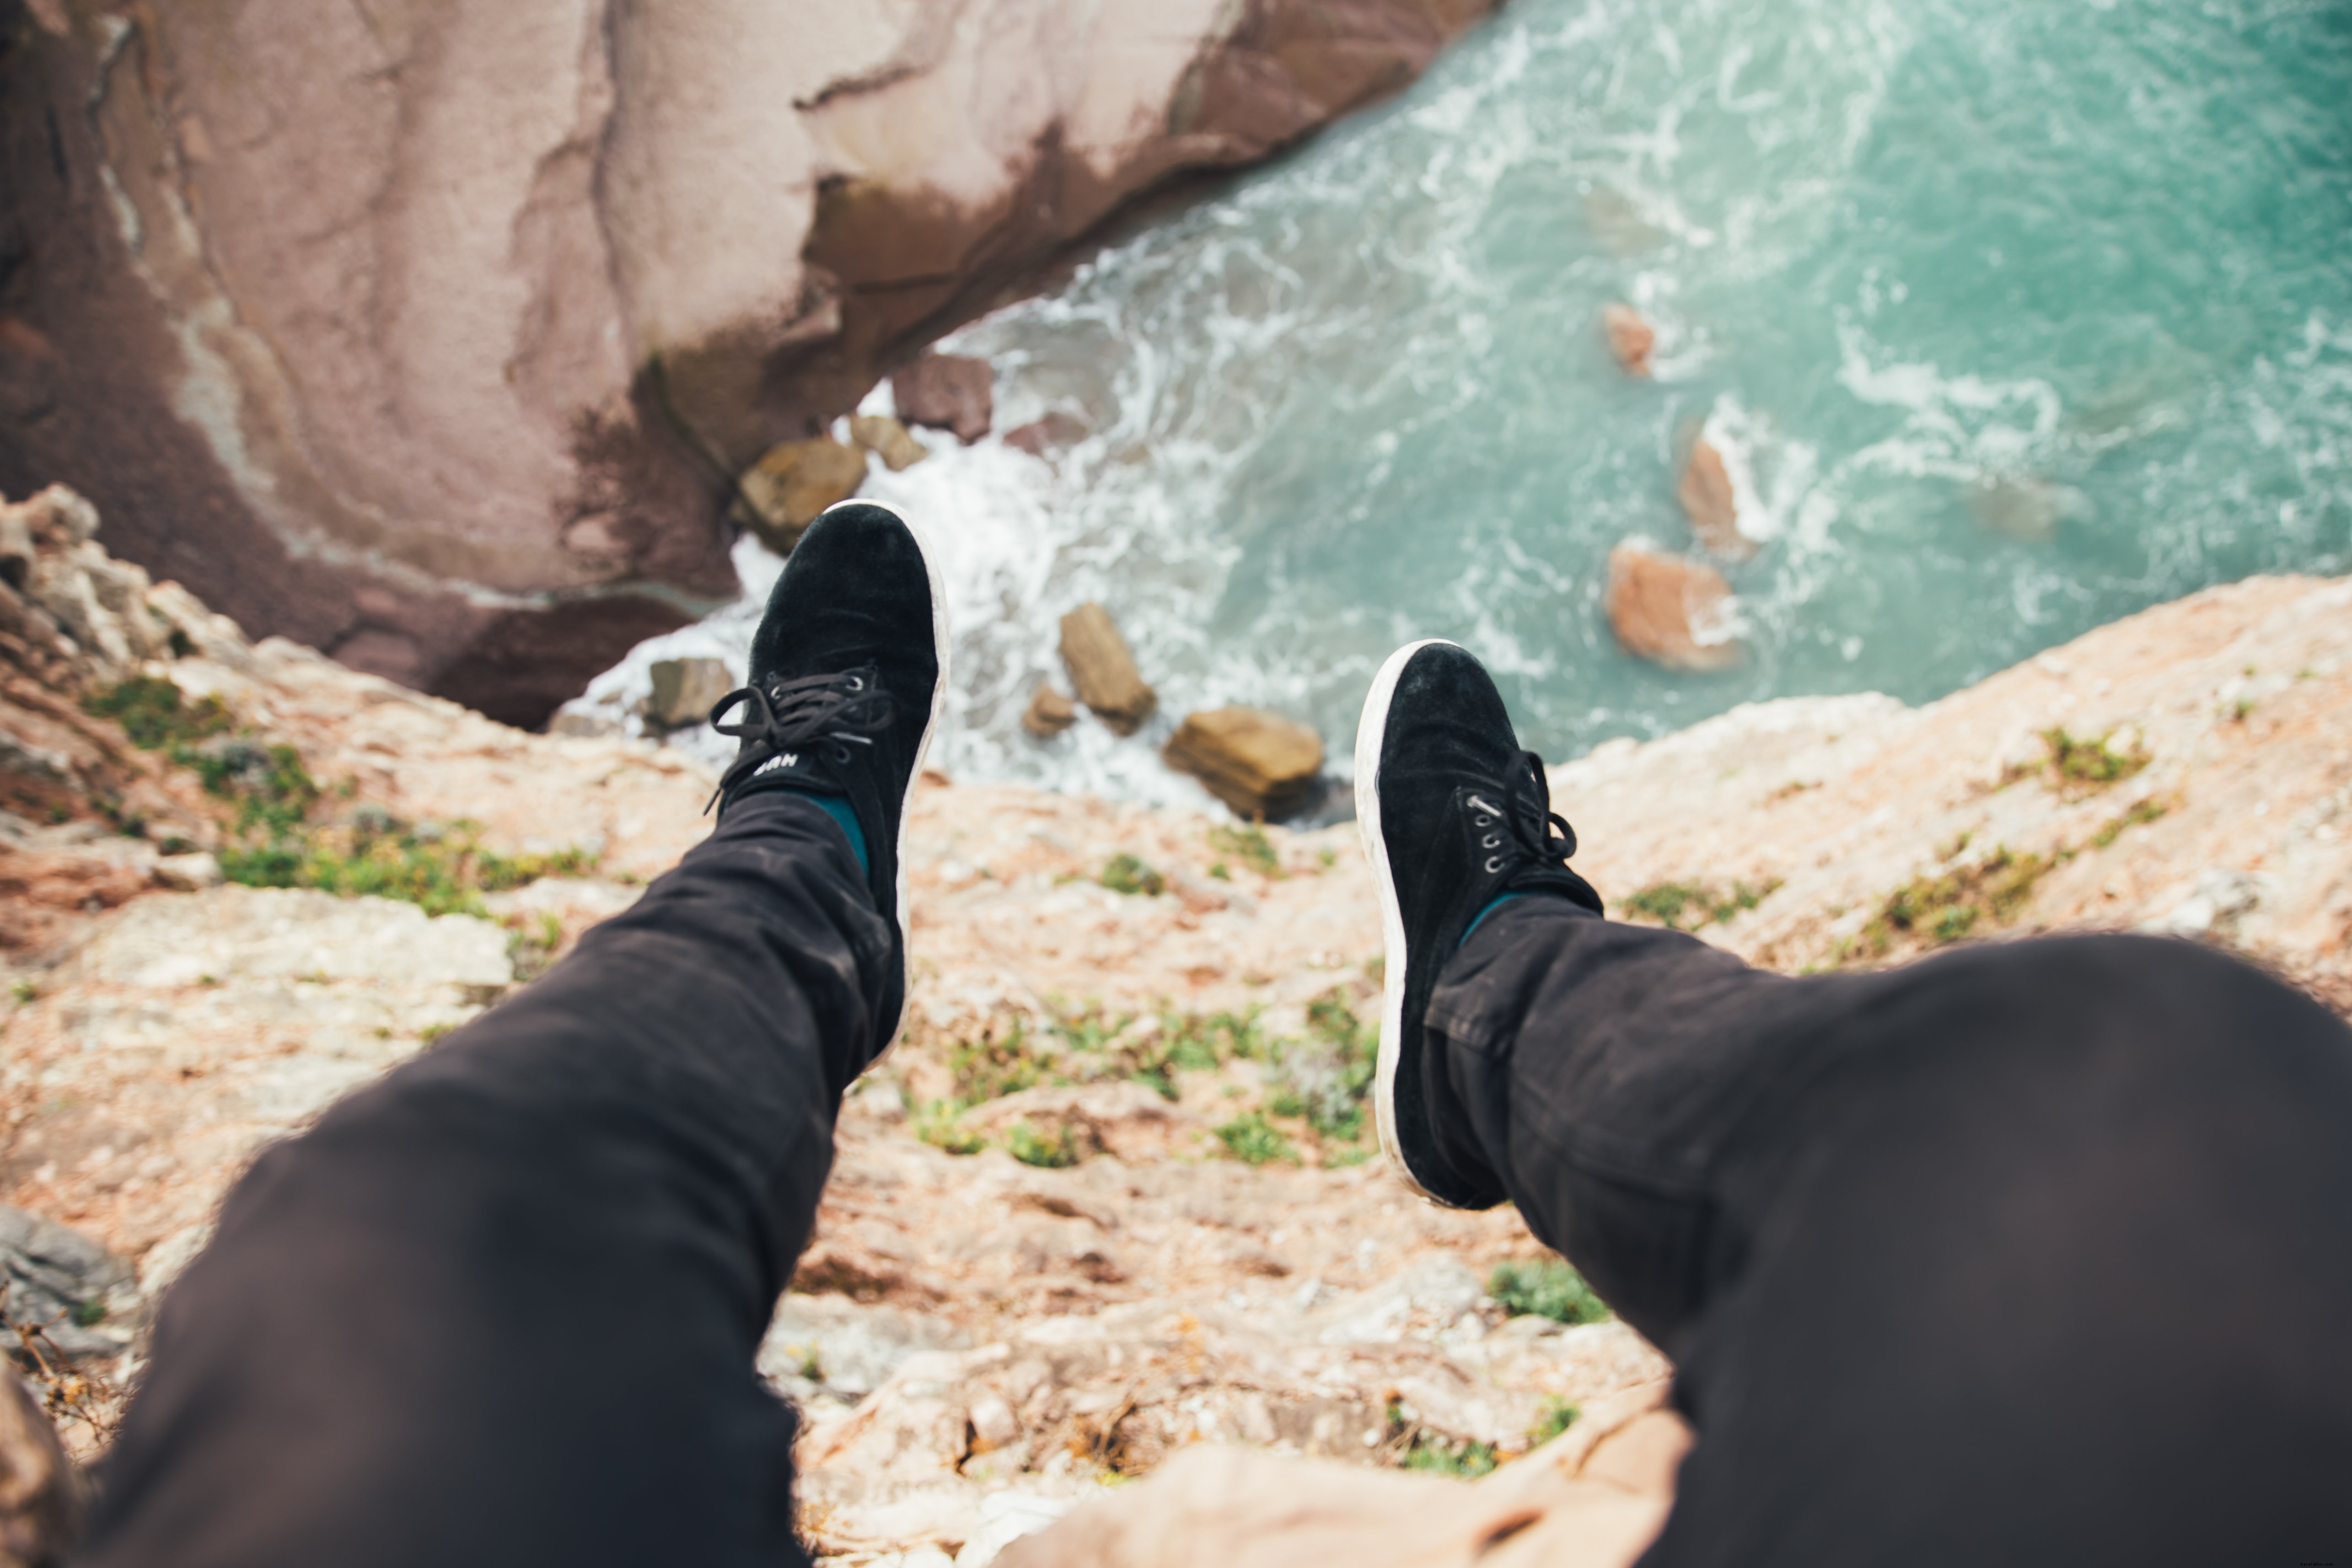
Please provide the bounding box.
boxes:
[4,518,2351,1561]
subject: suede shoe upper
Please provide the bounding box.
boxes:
[1357,639,1601,1208]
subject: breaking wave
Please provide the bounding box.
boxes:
[586,0,2352,810]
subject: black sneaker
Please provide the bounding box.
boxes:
[1353,639,1602,1208]
[709,499,948,1069]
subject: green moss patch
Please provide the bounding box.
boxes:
[1489,1259,1612,1325]
[1845,846,2052,961]
[84,676,598,919]
[1099,853,1165,896]
[1214,1110,1297,1166]
[2003,727,2150,798]
[1619,878,1780,932]
[1207,822,1281,877]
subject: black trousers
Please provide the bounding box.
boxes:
[76,794,2352,1565]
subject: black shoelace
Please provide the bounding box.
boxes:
[1467,749,1579,878]
[704,668,895,813]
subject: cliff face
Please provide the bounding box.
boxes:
[0,0,1495,726]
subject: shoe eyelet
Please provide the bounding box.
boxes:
[1483,855,1505,874]
[1473,814,1493,827]
[1481,833,1501,849]
[846,676,864,692]
[829,744,852,765]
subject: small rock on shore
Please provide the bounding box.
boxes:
[1163,709,1326,822]
[738,439,867,553]
[850,414,929,473]
[646,658,735,730]
[1022,685,1079,738]
[1058,605,1157,736]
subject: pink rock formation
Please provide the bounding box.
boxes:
[0,0,1499,725]
[1601,304,1656,377]
[1604,543,1743,673]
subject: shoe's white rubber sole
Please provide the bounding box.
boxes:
[1353,636,1461,1205]
[816,497,950,1075]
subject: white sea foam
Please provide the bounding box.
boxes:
[576,0,2352,795]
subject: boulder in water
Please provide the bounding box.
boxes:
[849,415,929,473]
[1022,684,1079,738]
[645,658,735,730]
[1602,304,1656,377]
[1676,440,1754,559]
[1006,412,1090,459]
[891,355,994,444]
[737,439,868,554]
[1164,708,1326,822]
[1605,544,1742,673]
[1058,604,1157,736]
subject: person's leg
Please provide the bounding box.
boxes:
[1357,639,2352,1564]
[1433,912,2352,1565]
[81,790,881,1568]
[80,501,948,1568]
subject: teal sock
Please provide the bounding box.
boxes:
[1460,893,1527,947]
[780,789,868,874]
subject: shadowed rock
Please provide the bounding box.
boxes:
[0,1208,140,1369]
[645,658,735,730]
[737,440,869,553]
[1058,605,1157,736]
[1163,709,1326,822]
[891,355,995,445]
[1605,545,1742,673]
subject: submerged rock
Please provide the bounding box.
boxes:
[1058,605,1157,736]
[1967,473,2076,545]
[1605,545,1743,673]
[737,439,869,553]
[1602,304,1656,378]
[1676,440,1753,559]
[851,414,930,473]
[893,355,995,445]
[645,658,735,730]
[1005,412,1090,459]
[1022,684,1079,739]
[1163,709,1326,822]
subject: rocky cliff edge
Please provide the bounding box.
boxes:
[2,485,2348,1562]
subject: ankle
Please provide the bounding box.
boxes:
[1460,884,1600,949]
[727,784,870,875]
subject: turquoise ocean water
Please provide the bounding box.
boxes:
[713,0,2352,806]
